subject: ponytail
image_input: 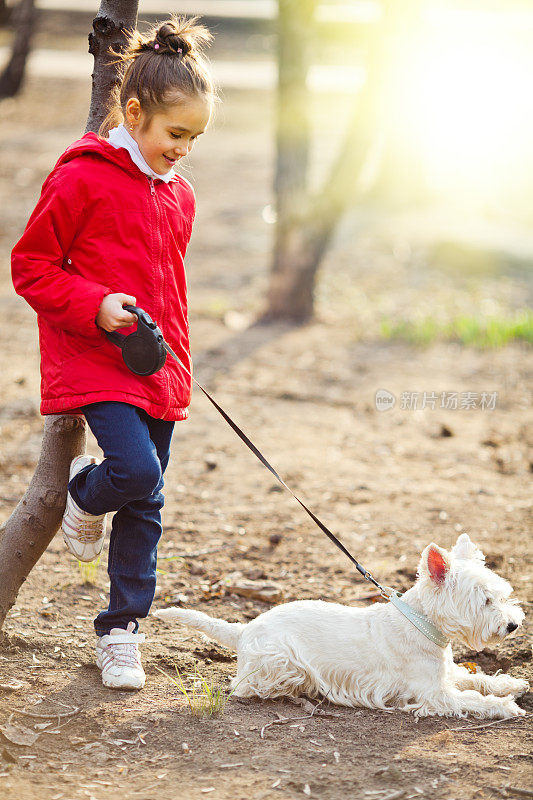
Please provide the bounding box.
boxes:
[99,15,216,137]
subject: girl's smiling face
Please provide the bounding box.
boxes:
[126,95,211,174]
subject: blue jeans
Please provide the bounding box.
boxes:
[68,402,175,636]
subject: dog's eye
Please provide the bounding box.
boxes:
[485,597,492,606]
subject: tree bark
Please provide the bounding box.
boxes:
[0,0,36,100]
[265,0,314,322]
[0,0,12,27]
[0,415,87,630]
[264,2,388,322]
[86,0,139,134]
[0,0,139,634]
[273,0,314,221]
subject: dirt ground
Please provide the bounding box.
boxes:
[0,37,532,800]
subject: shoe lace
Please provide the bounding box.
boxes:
[76,520,104,543]
[106,642,141,668]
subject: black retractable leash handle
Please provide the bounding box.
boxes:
[104,305,384,592]
[104,306,167,376]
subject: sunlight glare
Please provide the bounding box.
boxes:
[389,6,533,211]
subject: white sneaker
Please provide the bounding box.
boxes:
[62,455,107,563]
[96,622,146,690]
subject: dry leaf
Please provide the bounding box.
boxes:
[1,748,18,764]
[292,698,316,715]
[0,681,24,693]
[0,721,39,746]
[458,662,478,674]
[223,580,283,604]
[201,585,225,600]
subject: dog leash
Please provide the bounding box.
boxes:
[165,338,449,646]
[105,307,449,648]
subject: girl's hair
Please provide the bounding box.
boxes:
[99,15,216,136]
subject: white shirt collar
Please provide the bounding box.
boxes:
[107,123,175,183]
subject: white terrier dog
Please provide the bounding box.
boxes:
[154,534,528,718]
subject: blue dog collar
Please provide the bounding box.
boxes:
[382,587,449,648]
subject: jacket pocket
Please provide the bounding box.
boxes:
[57,325,106,363]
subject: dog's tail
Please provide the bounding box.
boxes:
[153,608,245,651]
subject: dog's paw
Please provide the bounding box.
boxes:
[498,695,526,718]
[491,676,529,698]
[510,678,529,698]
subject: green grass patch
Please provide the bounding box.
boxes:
[155,662,234,717]
[77,556,101,585]
[380,310,533,348]
[155,661,257,717]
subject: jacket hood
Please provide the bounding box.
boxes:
[53,132,178,183]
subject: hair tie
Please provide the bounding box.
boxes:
[154,43,159,50]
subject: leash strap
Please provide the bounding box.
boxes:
[161,340,382,591]
[152,334,449,647]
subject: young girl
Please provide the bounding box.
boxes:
[11,16,215,690]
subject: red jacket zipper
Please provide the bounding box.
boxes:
[149,177,172,417]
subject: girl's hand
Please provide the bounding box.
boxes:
[96,293,137,332]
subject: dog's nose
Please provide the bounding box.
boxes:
[507,622,518,633]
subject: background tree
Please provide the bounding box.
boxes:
[0,0,12,27]
[0,0,139,633]
[0,0,36,100]
[265,0,414,322]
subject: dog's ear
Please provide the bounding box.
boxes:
[420,543,450,585]
[452,533,485,562]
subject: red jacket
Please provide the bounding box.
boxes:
[11,133,195,421]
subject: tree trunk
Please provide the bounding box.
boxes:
[273,0,314,221]
[0,0,36,100]
[86,0,139,134]
[265,0,315,322]
[0,0,139,634]
[264,2,388,322]
[0,416,87,630]
[0,0,12,27]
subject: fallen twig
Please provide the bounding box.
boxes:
[174,545,230,559]
[503,788,533,799]
[260,696,330,738]
[447,712,533,732]
[289,695,342,718]
[133,783,159,794]
[260,713,314,737]
[15,706,80,720]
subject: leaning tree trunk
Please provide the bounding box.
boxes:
[0,0,36,100]
[0,416,87,628]
[0,0,139,633]
[86,0,138,134]
[264,1,389,322]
